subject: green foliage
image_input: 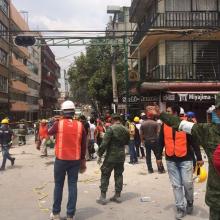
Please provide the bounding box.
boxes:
[68,39,125,109]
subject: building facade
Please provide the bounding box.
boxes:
[27,45,41,121]
[130,0,220,121]
[0,0,9,120]
[40,43,60,118]
[9,2,30,121]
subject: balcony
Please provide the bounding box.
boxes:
[132,11,220,50]
[145,64,220,82]
[10,102,29,112]
[11,56,30,76]
[11,80,28,93]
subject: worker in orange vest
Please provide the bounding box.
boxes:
[38,119,49,156]
[157,105,204,220]
[49,100,87,220]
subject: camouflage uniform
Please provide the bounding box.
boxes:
[159,112,220,220]
[98,122,129,194]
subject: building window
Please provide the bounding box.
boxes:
[0,75,8,93]
[11,72,26,83]
[27,96,38,105]
[149,46,159,70]
[0,21,8,41]
[0,48,7,66]
[27,78,40,90]
[10,93,27,102]
[0,0,8,16]
[166,0,191,11]
[27,61,39,75]
[166,41,191,64]
[192,0,217,11]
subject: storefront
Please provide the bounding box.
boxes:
[161,92,217,122]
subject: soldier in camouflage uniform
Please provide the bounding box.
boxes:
[152,94,220,220]
[96,114,130,205]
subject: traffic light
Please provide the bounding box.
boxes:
[14,35,36,47]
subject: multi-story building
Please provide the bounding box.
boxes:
[0,0,10,120]
[129,0,220,121]
[9,2,30,121]
[27,45,41,121]
[40,43,60,118]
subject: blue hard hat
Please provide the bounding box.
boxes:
[186,111,195,118]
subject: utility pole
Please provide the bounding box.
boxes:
[107,6,121,113]
[64,70,69,99]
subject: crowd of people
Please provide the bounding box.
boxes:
[0,97,220,220]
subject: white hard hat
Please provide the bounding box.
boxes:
[61,100,75,111]
[180,107,185,115]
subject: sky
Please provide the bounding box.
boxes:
[12,0,131,91]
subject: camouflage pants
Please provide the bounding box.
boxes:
[210,208,220,220]
[100,161,124,193]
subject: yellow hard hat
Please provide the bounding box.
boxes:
[1,118,9,124]
[195,166,207,183]
[134,116,140,123]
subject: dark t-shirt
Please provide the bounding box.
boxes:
[140,119,159,141]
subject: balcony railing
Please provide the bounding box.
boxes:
[145,64,220,82]
[131,11,220,51]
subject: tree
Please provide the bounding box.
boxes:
[68,39,125,112]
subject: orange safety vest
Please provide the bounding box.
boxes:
[55,119,83,160]
[39,124,49,140]
[164,124,187,157]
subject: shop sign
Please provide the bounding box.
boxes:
[162,93,216,102]
[121,95,159,104]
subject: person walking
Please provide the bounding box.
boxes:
[128,117,138,164]
[133,116,145,159]
[0,118,15,171]
[96,114,130,205]
[158,105,204,219]
[94,119,105,147]
[88,118,96,159]
[140,112,165,173]
[149,94,220,220]
[49,100,87,220]
[38,119,49,157]
[17,119,27,146]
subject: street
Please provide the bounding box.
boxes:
[0,136,209,220]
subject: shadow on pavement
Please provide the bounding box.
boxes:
[45,161,55,166]
[7,165,23,170]
[121,192,140,202]
[76,207,103,220]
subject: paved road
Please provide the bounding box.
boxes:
[0,136,209,220]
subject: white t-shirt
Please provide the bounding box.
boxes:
[90,123,96,140]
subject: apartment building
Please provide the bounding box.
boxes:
[40,43,61,118]
[27,45,41,121]
[0,0,9,120]
[130,0,220,121]
[9,2,30,121]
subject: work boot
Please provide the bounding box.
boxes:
[96,192,107,205]
[110,192,122,203]
[148,169,154,174]
[175,208,186,220]
[186,201,193,214]
[11,158,15,166]
[50,212,61,220]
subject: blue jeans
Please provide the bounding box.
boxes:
[53,159,80,217]
[166,160,194,211]
[1,146,13,169]
[145,140,158,171]
[129,140,137,163]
